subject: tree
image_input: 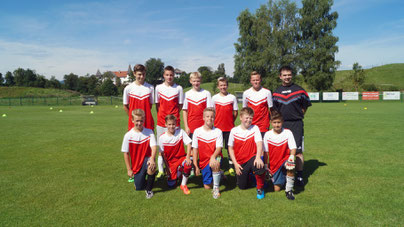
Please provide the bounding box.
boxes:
[100,78,118,96]
[349,62,366,91]
[128,64,135,82]
[145,58,164,86]
[212,63,227,92]
[298,0,340,91]
[234,0,300,91]
[63,73,79,91]
[13,68,37,87]
[175,72,191,89]
[198,66,214,82]
[5,71,15,86]
[35,75,47,88]
[87,75,100,95]
[0,73,3,86]
[45,76,61,89]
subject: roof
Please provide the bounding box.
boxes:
[113,71,128,78]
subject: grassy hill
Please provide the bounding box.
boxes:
[0,87,79,98]
[184,82,245,94]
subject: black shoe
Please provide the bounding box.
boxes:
[285,191,295,200]
[295,177,305,187]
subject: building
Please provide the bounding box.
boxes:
[112,70,130,85]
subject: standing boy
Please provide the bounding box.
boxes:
[212,77,238,176]
[192,108,223,199]
[123,64,154,131]
[158,115,193,195]
[263,111,297,200]
[272,66,311,186]
[242,71,273,137]
[155,66,184,179]
[228,107,266,199]
[183,72,212,138]
[121,109,157,199]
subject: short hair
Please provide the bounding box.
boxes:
[164,65,175,73]
[189,72,201,80]
[131,109,145,119]
[279,65,293,75]
[133,64,146,73]
[165,114,177,123]
[271,110,283,121]
[203,107,215,116]
[250,71,261,78]
[217,76,228,85]
[240,107,254,117]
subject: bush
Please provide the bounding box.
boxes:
[362,83,378,91]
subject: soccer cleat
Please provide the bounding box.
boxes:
[256,189,265,199]
[295,177,305,187]
[228,168,235,176]
[180,185,191,195]
[285,191,295,200]
[156,171,164,180]
[128,177,134,183]
[189,169,195,179]
[145,190,154,199]
[212,188,221,199]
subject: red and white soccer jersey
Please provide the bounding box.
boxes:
[158,129,192,180]
[121,128,157,174]
[263,128,296,175]
[212,93,238,132]
[242,87,273,132]
[192,126,223,169]
[183,89,212,133]
[228,125,262,165]
[123,82,155,130]
[155,83,184,127]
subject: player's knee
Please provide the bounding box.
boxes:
[274,185,282,191]
[147,168,156,175]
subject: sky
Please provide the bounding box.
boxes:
[0,0,403,80]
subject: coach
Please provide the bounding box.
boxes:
[272,66,311,186]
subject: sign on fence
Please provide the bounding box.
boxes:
[308,92,320,101]
[323,92,339,101]
[362,92,379,100]
[383,91,400,100]
[342,92,359,100]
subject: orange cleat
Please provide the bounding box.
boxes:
[180,185,191,195]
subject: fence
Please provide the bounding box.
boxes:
[0,96,123,106]
[308,91,403,102]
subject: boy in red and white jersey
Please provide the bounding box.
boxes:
[263,110,297,200]
[158,115,193,195]
[242,71,273,136]
[123,64,154,131]
[121,109,157,199]
[155,66,184,179]
[192,108,223,199]
[212,77,238,176]
[183,72,212,138]
[228,107,266,199]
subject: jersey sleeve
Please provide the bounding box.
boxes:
[191,129,198,148]
[211,95,217,110]
[155,85,160,103]
[178,85,184,104]
[254,126,263,142]
[301,89,312,110]
[206,91,213,107]
[149,131,157,148]
[215,129,223,148]
[158,135,164,152]
[267,90,273,108]
[121,133,130,152]
[263,132,269,152]
[242,91,247,107]
[287,130,297,150]
[228,128,235,147]
[150,86,155,105]
[233,95,239,110]
[182,129,192,145]
[123,86,129,105]
[182,92,188,110]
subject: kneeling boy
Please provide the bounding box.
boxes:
[263,110,297,200]
[192,107,223,199]
[121,109,157,199]
[228,107,266,199]
[158,115,193,195]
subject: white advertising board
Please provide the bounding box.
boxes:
[342,92,359,100]
[383,91,400,100]
[308,92,320,101]
[323,92,339,101]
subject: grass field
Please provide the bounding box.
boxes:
[0,102,403,226]
[0,87,79,98]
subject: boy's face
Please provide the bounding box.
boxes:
[217,81,228,94]
[240,113,253,129]
[165,119,176,134]
[190,78,201,90]
[203,111,215,128]
[271,119,283,133]
[135,71,146,84]
[250,74,261,90]
[163,70,174,85]
[132,115,144,131]
[279,69,293,86]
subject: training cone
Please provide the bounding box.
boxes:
[2,114,6,117]
[344,104,347,106]
[90,111,94,114]
[59,110,63,113]
[364,107,367,110]
[115,105,118,108]
[50,107,53,110]
[91,105,94,108]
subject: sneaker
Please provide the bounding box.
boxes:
[145,190,154,199]
[228,168,235,176]
[286,191,295,200]
[180,185,191,195]
[156,171,164,180]
[256,189,265,199]
[296,177,305,187]
[212,188,221,199]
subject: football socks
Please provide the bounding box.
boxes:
[212,171,221,189]
[286,175,294,192]
[158,156,164,173]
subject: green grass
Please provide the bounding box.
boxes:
[0,103,403,225]
[0,86,79,98]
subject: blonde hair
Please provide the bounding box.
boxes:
[240,107,254,117]
[165,114,177,123]
[250,71,261,79]
[203,107,216,116]
[217,76,228,85]
[189,72,202,80]
[132,109,145,120]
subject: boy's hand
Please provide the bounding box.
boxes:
[254,157,264,169]
[185,157,192,165]
[195,167,201,176]
[234,163,243,175]
[209,156,219,170]
[285,155,295,170]
[185,127,191,135]
[127,169,134,177]
[147,159,156,171]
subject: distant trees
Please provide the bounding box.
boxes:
[145,58,165,86]
[5,72,15,86]
[349,62,366,91]
[0,73,3,86]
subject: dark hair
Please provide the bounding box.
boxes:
[270,110,283,121]
[240,107,254,117]
[279,65,293,75]
[164,65,175,73]
[165,114,177,123]
[133,64,146,73]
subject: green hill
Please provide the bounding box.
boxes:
[0,87,79,98]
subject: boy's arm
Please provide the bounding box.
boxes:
[124,104,130,116]
[147,145,157,171]
[228,146,243,175]
[156,103,160,113]
[123,152,133,177]
[185,144,192,165]
[192,148,200,175]
[183,110,190,134]
[232,110,238,122]
[254,141,264,168]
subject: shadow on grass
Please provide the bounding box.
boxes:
[294,159,327,194]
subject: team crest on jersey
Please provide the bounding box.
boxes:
[281,90,292,94]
